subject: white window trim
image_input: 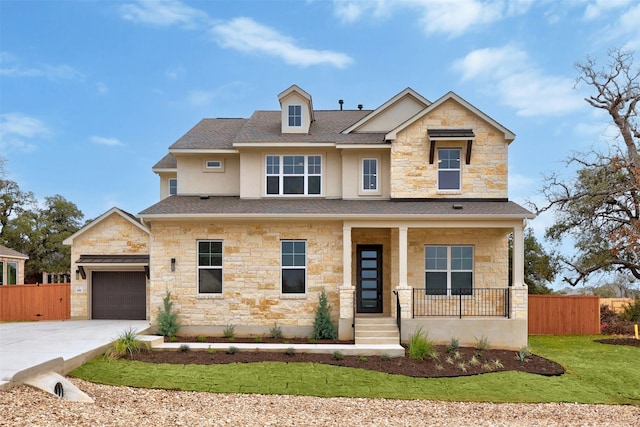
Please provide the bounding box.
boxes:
[359,157,380,196]
[168,178,177,196]
[424,245,474,296]
[281,239,307,295]
[203,159,224,172]
[288,104,302,127]
[437,148,462,193]
[197,240,223,295]
[265,155,323,196]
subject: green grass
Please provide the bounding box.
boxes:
[69,335,640,405]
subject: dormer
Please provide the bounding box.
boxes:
[278,85,314,134]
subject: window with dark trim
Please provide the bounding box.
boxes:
[266,155,321,195]
[198,241,223,293]
[281,240,306,294]
[288,105,302,127]
[0,261,3,285]
[425,245,473,295]
[438,148,461,190]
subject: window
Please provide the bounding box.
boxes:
[169,178,177,196]
[204,160,224,172]
[266,155,321,195]
[438,148,461,190]
[425,245,473,295]
[288,105,302,127]
[198,241,223,293]
[0,261,3,285]
[281,240,306,294]
[362,158,378,191]
[7,262,17,285]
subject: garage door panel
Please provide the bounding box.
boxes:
[92,271,146,320]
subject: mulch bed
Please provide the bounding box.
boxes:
[595,337,640,347]
[130,337,565,378]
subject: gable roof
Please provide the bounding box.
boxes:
[385,91,515,142]
[63,207,149,245]
[169,118,247,151]
[342,87,431,134]
[0,244,28,260]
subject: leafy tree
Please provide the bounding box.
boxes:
[509,228,560,294]
[534,49,640,286]
[0,167,37,239]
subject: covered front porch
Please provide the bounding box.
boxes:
[338,220,528,350]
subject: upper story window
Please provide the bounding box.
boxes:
[266,155,321,196]
[168,178,177,196]
[438,148,461,191]
[425,245,473,295]
[288,105,302,127]
[362,158,378,192]
[198,241,223,294]
[205,160,223,170]
[282,240,306,294]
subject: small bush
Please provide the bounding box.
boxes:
[621,296,640,322]
[408,327,434,360]
[515,346,532,362]
[332,351,344,360]
[475,335,491,351]
[285,347,295,356]
[600,303,637,335]
[223,325,236,339]
[457,362,468,372]
[179,344,190,352]
[312,289,338,341]
[226,346,239,355]
[104,328,149,360]
[254,336,263,343]
[469,355,481,366]
[269,323,283,339]
[156,291,180,338]
[446,337,459,353]
[207,346,215,354]
[493,359,504,369]
[169,336,178,342]
[196,335,207,343]
[358,356,368,362]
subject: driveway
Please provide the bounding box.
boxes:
[0,319,150,389]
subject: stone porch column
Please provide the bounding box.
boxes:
[512,222,526,288]
[395,226,412,319]
[338,226,354,340]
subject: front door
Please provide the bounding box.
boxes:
[357,245,383,313]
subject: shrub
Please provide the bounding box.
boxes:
[223,324,236,339]
[312,289,338,341]
[179,344,190,352]
[600,303,637,335]
[254,336,263,343]
[408,326,434,360]
[446,337,459,353]
[475,335,491,351]
[196,335,206,343]
[621,296,640,322]
[226,346,239,355]
[358,356,368,362]
[156,291,180,338]
[269,323,283,339]
[104,328,149,360]
[285,347,295,356]
[332,351,344,360]
[515,346,532,362]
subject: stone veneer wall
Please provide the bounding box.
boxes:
[69,213,150,319]
[149,221,343,336]
[390,98,508,199]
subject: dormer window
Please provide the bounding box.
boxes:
[288,105,302,127]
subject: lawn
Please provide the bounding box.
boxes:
[69,335,640,405]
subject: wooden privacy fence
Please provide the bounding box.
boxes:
[0,283,70,321]
[528,295,600,335]
[600,297,635,313]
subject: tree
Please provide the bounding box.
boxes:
[510,228,560,294]
[535,49,640,286]
[0,167,37,239]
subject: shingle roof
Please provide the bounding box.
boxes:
[76,254,149,264]
[153,153,176,169]
[170,118,248,150]
[139,196,534,219]
[0,244,28,259]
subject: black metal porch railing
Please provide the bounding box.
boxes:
[393,290,401,339]
[412,288,510,318]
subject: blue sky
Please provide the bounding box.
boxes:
[1,0,639,274]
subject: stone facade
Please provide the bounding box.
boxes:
[68,212,149,319]
[391,99,508,199]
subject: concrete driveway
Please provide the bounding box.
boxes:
[0,319,150,390]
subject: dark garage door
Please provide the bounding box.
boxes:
[92,271,146,319]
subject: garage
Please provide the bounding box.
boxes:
[92,271,146,319]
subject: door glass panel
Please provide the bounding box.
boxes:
[361,259,377,268]
[361,270,376,278]
[361,251,377,258]
[362,280,377,288]
[362,290,377,299]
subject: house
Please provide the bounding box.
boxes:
[0,244,29,285]
[64,85,533,349]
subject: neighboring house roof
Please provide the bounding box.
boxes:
[386,91,515,142]
[139,196,534,220]
[0,244,29,260]
[63,207,150,245]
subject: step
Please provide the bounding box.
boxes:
[354,317,399,345]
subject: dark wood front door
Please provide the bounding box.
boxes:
[357,245,383,313]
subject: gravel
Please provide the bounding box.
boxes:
[1,379,639,427]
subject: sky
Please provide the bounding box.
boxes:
[1,0,639,287]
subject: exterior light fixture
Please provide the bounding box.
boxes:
[171,258,176,272]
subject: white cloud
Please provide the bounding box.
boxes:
[211,17,353,68]
[452,45,585,117]
[90,136,124,146]
[0,113,51,152]
[0,52,83,81]
[584,0,632,20]
[332,0,533,37]
[185,90,215,107]
[118,0,208,29]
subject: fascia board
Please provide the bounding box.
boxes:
[169,149,239,154]
[233,142,335,148]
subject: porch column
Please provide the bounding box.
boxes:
[398,226,408,288]
[512,222,525,288]
[338,226,354,340]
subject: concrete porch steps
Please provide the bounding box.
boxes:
[354,316,400,345]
